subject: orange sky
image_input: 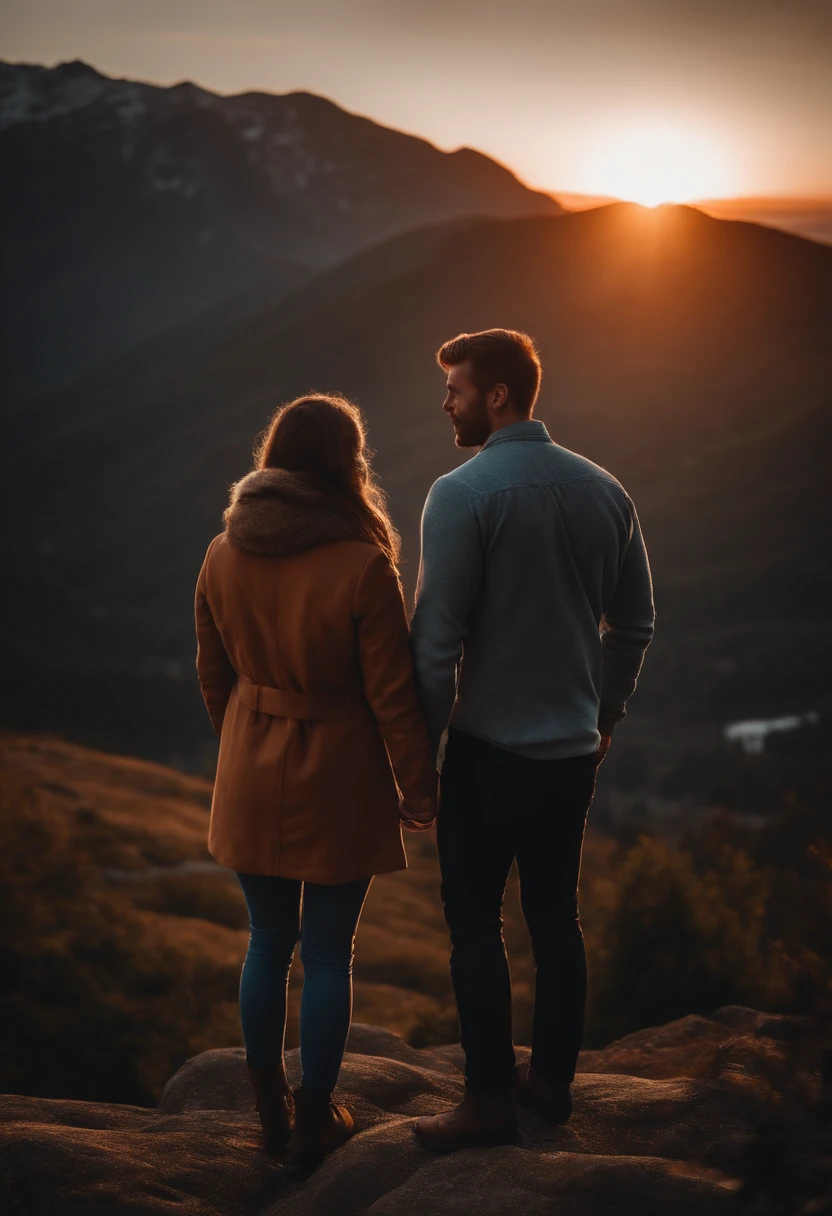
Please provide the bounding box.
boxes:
[3,0,831,201]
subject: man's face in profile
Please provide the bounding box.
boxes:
[442,361,491,448]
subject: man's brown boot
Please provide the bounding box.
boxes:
[514,1061,573,1124]
[245,1057,294,1154]
[289,1086,355,1174]
[414,1090,518,1152]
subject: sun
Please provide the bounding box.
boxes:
[583,121,732,207]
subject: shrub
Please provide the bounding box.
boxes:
[0,771,240,1104]
[586,786,832,1046]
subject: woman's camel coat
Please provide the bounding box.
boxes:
[195,469,437,884]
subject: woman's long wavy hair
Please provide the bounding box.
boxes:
[254,394,401,568]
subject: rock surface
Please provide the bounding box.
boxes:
[0,1009,811,1215]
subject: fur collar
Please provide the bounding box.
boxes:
[223,468,369,557]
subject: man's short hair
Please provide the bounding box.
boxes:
[436,328,542,415]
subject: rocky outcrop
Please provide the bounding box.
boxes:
[577,1004,814,1087]
[0,1007,816,1214]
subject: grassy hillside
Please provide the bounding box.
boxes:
[0,729,549,1101]
[3,729,828,1105]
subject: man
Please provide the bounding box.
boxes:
[410,328,655,1151]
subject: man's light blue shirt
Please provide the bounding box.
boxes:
[410,419,656,760]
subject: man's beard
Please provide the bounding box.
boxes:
[453,401,491,448]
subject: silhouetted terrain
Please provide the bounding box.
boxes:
[561,193,832,247]
[0,59,559,404]
[696,196,832,247]
[3,202,830,789]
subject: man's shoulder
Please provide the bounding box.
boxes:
[425,463,480,506]
[425,444,632,511]
[551,445,628,493]
[466,441,627,494]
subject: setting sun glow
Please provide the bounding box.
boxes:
[583,122,733,207]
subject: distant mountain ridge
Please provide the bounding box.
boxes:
[694,196,832,247]
[557,193,832,248]
[0,59,559,404]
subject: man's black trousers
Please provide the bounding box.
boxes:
[437,727,598,1094]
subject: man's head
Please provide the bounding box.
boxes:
[436,328,542,448]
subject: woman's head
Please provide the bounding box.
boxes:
[254,394,400,566]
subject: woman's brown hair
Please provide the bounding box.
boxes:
[254,394,401,567]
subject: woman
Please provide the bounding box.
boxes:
[194,394,437,1173]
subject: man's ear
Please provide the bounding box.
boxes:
[490,383,510,411]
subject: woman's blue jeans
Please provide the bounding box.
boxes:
[235,871,371,1093]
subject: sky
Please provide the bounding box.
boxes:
[3,0,831,202]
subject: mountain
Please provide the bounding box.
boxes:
[559,193,832,248]
[3,202,831,789]
[695,196,832,247]
[0,59,559,406]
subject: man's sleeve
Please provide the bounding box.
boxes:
[409,476,484,756]
[598,498,656,735]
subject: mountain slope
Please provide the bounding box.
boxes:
[561,194,832,247]
[0,59,559,404]
[695,196,832,247]
[4,202,831,761]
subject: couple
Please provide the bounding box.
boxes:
[195,328,655,1173]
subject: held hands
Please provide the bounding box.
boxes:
[399,787,438,833]
[399,734,608,829]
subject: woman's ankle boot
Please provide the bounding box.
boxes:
[245,1056,295,1154]
[289,1086,355,1173]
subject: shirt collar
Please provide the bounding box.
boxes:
[481,419,552,450]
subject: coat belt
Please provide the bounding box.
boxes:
[237,676,355,721]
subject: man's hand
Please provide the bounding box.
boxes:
[595,735,612,766]
[399,792,437,833]
[401,813,435,833]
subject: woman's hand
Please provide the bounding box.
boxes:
[399,792,437,833]
[595,734,612,766]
